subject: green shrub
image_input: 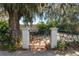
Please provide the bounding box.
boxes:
[57,40,79,51]
[36,20,58,35]
[57,41,68,51]
[0,21,12,50]
[37,22,47,34]
[47,20,58,28]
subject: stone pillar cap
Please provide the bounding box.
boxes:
[50,27,58,30]
[22,27,30,30]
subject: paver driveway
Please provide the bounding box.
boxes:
[0,49,79,56]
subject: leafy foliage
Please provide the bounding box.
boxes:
[39,4,79,34]
[36,20,58,35]
[57,41,68,51]
[0,21,9,41]
[47,20,58,29]
[0,4,41,49]
[57,40,79,51]
[0,21,12,50]
[37,22,47,34]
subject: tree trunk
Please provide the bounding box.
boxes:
[9,11,21,48]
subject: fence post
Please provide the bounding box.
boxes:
[22,27,29,49]
[51,28,58,48]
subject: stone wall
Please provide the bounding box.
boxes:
[57,33,79,42]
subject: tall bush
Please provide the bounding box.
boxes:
[0,21,11,49]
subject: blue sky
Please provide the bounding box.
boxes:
[19,15,47,25]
